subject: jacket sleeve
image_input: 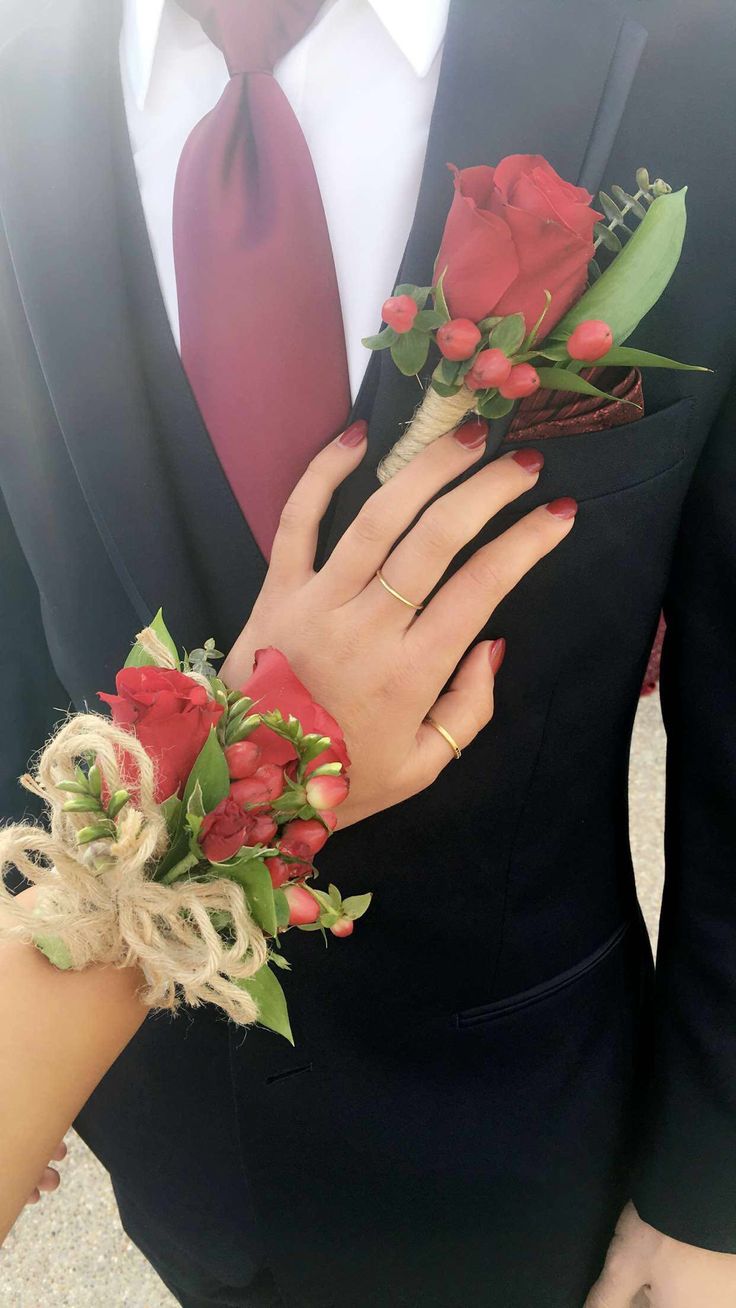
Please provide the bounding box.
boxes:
[0,486,72,882]
[632,381,736,1250]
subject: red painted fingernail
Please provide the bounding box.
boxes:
[489,638,506,675]
[511,448,544,474]
[337,419,368,448]
[454,417,489,449]
[546,497,578,520]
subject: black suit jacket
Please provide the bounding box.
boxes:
[1,2,736,1305]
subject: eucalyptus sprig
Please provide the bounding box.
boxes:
[590,167,673,275]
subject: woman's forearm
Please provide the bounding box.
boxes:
[0,928,147,1243]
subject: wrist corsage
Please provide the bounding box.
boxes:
[0,612,369,1042]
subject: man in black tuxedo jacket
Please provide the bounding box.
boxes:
[1,1,736,1305]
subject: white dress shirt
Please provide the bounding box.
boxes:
[120,0,450,398]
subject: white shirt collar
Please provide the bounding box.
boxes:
[121,0,450,111]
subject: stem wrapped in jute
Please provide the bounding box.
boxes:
[0,713,269,1026]
[377,383,476,483]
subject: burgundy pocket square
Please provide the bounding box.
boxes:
[507,367,644,442]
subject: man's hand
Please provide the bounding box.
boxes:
[585,1202,736,1307]
[25,1140,66,1206]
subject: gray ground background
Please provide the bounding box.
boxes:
[1,694,668,1308]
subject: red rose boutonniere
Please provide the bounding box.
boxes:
[364,158,709,479]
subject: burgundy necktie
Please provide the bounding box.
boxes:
[173,0,351,556]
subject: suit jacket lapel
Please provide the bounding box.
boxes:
[0,0,267,649]
[324,0,648,551]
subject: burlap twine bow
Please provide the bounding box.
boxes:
[0,710,269,1026]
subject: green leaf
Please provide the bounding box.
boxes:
[391,331,431,377]
[214,856,277,937]
[478,315,504,333]
[413,309,447,332]
[433,269,450,321]
[34,935,74,970]
[594,222,622,253]
[273,888,291,930]
[394,283,432,309]
[490,313,526,355]
[588,259,602,284]
[553,188,688,345]
[435,357,461,387]
[535,343,571,362]
[328,884,343,910]
[124,608,179,669]
[238,963,294,1044]
[598,191,625,224]
[523,291,552,350]
[593,346,710,372]
[611,185,647,221]
[342,892,373,921]
[362,327,398,351]
[181,728,230,815]
[477,392,515,420]
[535,367,640,408]
[431,380,463,398]
[186,780,206,820]
[161,794,182,840]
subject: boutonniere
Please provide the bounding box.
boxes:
[364,155,709,480]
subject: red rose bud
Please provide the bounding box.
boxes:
[199,796,249,864]
[436,318,482,361]
[248,812,278,845]
[230,764,284,811]
[225,741,261,780]
[284,883,321,926]
[499,363,540,399]
[280,817,331,861]
[305,773,350,811]
[382,294,418,334]
[330,917,355,938]
[567,319,613,362]
[266,856,295,888]
[465,347,513,391]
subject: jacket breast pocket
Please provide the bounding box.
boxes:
[498,395,695,506]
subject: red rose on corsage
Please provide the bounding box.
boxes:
[241,647,350,774]
[436,156,599,335]
[99,666,223,802]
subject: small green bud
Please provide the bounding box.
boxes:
[63,796,102,814]
[87,763,102,798]
[57,780,89,794]
[77,823,115,844]
[107,789,131,819]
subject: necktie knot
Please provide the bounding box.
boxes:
[176,0,325,75]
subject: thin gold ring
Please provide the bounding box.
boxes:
[425,715,462,760]
[375,568,424,612]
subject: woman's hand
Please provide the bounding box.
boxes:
[222,418,576,827]
[25,1141,66,1207]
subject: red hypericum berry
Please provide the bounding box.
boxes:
[465,347,513,391]
[436,318,482,361]
[305,773,350,811]
[280,817,331,861]
[284,883,321,926]
[499,364,540,399]
[382,294,418,334]
[253,764,285,803]
[225,741,261,780]
[330,917,355,938]
[566,319,613,362]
